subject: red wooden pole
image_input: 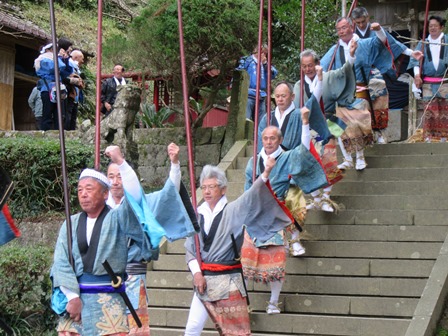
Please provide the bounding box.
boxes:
[299,0,306,107]
[94,0,103,169]
[266,0,272,123]
[177,0,201,267]
[252,0,265,182]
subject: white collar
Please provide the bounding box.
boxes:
[114,77,126,85]
[106,193,123,209]
[428,32,444,43]
[275,102,295,117]
[259,146,283,163]
[304,75,315,85]
[198,195,228,216]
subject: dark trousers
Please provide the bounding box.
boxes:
[64,98,78,130]
[40,91,65,131]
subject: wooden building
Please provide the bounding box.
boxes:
[359,0,446,47]
[0,5,50,130]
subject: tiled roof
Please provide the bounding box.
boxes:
[0,8,50,41]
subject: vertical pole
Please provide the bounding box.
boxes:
[177,0,201,267]
[252,0,265,182]
[94,0,104,170]
[266,0,272,124]
[299,0,306,108]
[48,0,73,267]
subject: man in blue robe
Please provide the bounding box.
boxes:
[242,106,327,315]
[320,17,422,171]
[257,81,330,154]
[51,145,195,335]
[408,15,448,141]
[106,143,194,335]
[293,49,357,211]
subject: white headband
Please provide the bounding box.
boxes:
[79,169,111,188]
[40,43,53,54]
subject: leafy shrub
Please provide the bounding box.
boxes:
[137,103,176,128]
[0,244,56,334]
[0,136,107,219]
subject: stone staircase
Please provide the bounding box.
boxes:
[147,142,448,336]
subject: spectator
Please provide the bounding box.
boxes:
[34,43,72,131]
[101,64,127,116]
[408,15,448,142]
[28,80,43,130]
[64,50,85,130]
[237,45,278,123]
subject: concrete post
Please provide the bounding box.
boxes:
[221,70,249,158]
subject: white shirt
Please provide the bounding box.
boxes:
[114,77,127,86]
[188,195,228,275]
[274,102,296,129]
[414,33,444,76]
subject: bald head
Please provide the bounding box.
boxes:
[71,50,84,65]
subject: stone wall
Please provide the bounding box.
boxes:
[132,126,226,190]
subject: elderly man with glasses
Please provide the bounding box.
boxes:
[184,159,295,335]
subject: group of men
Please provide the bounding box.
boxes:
[33,38,85,131]
[50,9,446,336]
[32,36,126,131]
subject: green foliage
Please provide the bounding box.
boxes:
[0,244,56,334]
[437,327,448,336]
[272,0,339,81]
[77,66,96,123]
[137,103,176,128]
[0,137,107,219]
[103,0,259,121]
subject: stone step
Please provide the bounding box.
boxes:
[304,224,448,242]
[147,271,426,297]
[226,167,448,183]
[223,194,448,209]
[151,254,434,277]
[365,142,448,156]
[332,195,447,210]
[226,180,448,197]
[303,241,441,259]
[148,307,410,336]
[164,239,442,259]
[305,209,448,226]
[150,327,292,336]
[148,289,418,317]
[247,143,448,156]
[331,180,448,195]
[237,154,448,170]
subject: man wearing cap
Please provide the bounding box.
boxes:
[50,144,195,335]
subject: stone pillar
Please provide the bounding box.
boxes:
[221,70,248,158]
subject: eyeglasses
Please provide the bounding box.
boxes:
[200,184,219,191]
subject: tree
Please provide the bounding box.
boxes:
[271,0,341,82]
[103,0,259,127]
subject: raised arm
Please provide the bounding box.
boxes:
[105,145,141,203]
[167,142,181,191]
